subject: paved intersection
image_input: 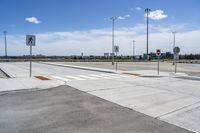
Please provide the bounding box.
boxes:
[0,62,200,133]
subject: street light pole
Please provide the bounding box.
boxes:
[145,8,151,61]
[111,16,118,65]
[132,40,135,61]
[173,31,176,51]
[3,31,7,58]
[172,31,176,65]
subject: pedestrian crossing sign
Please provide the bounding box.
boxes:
[26,35,36,46]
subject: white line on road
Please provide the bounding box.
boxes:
[98,74,121,78]
[52,76,71,81]
[64,75,86,80]
[87,74,111,79]
[77,75,99,80]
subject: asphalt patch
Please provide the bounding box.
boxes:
[0,85,193,133]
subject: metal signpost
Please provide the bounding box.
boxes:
[173,47,180,73]
[156,49,161,75]
[26,35,36,77]
[114,45,119,72]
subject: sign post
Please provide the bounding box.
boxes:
[156,49,161,75]
[114,45,119,72]
[26,35,36,77]
[173,47,180,73]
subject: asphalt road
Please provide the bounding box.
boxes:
[0,85,193,133]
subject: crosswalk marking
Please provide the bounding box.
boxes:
[77,75,99,80]
[52,76,71,81]
[87,74,111,79]
[64,75,85,80]
[100,73,129,78]
[98,74,121,78]
[52,73,129,82]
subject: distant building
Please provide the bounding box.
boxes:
[104,53,109,57]
[110,53,115,56]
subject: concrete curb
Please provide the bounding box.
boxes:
[40,62,118,74]
[0,68,12,78]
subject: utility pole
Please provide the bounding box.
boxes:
[132,40,135,61]
[172,31,176,65]
[145,8,151,61]
[3,31,7,58]
[111,16,118,65]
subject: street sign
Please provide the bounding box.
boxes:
[26,35,36,46]
[174,54,179,60]
[114,45,119,53]
[173,47,180,54]
[156,49,161,75]
[26,35,36,77]
[156,49,161,57]
[114,45,119,72]
[173,47,180,73]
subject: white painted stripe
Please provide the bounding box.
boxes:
[77,75,99,80]
[110,74,130,78]
[98,74,121,78]
[52,76,71,81]
[88,74,111,79]
[116,74,130,78]
[64,75,86,80]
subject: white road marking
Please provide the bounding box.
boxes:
[87,74,111,79]
[77,75,99,80]
[52,73,129,82]
[98,74,121,78]
[52,76,71,81]
[64,75,86,80]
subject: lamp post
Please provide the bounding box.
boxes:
[172,31,176,65]
[145,8,151,61]
[111,16,118,65]
[3,31,7,58]
[172,31,176,51]
[132,40,135,61]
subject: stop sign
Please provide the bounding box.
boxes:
[156,49,161,56]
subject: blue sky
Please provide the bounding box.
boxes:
[0,0,200,55]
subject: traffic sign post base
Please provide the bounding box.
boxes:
[156,49,161,75]
[26,35,36,78]
[30,45,32,77]
[157,56,160,75]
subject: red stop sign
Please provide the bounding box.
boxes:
[156,49,161,56]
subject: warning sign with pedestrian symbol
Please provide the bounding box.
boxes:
[26,35,36,46]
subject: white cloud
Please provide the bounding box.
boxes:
[118,14,131,20]
[135,7,142,11]
[0,25,199,56]
[145,10,168,20]
[25,17,41,24]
